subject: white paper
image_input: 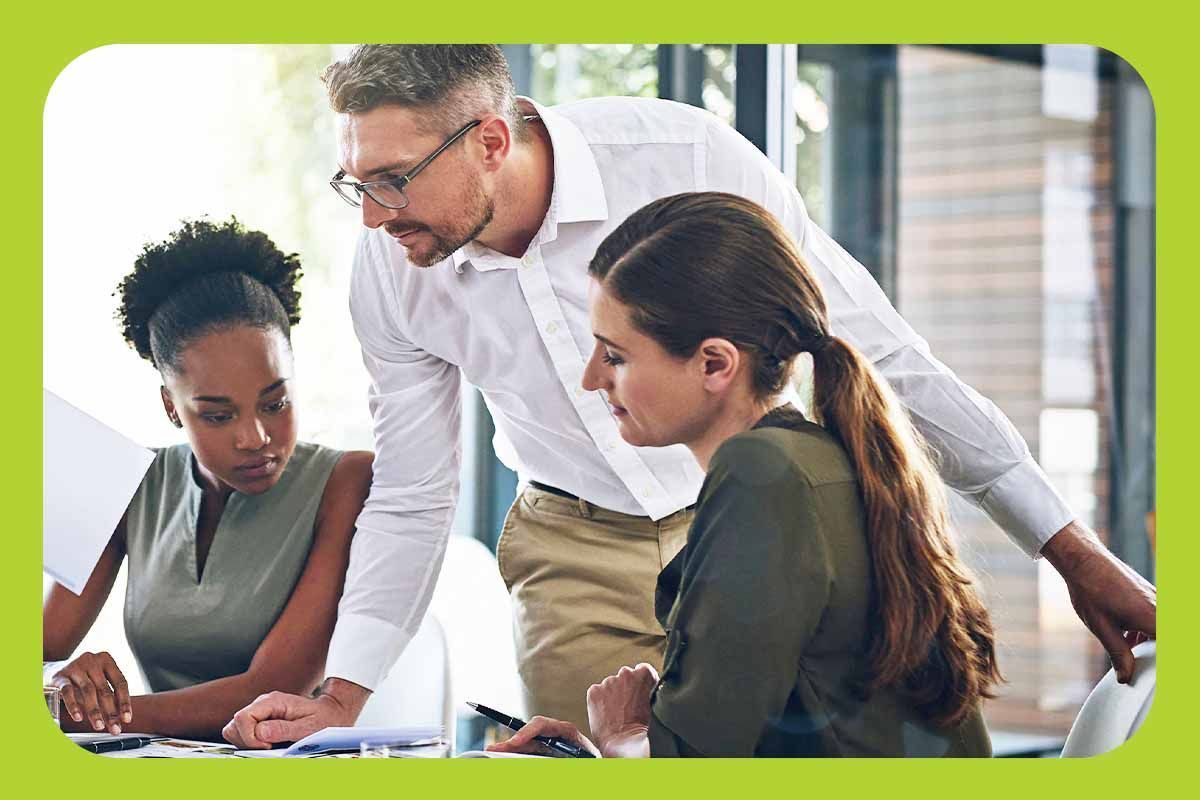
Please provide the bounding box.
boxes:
[43,390,155,594]
[234,725,445,758]
[458,751,550,759]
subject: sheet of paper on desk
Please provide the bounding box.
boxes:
[234,725,446,757]
[104,739,239,758]
[43,390,156,595]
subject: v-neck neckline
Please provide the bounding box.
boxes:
[184,452,241,585]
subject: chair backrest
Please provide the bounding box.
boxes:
[429,535,525,718]
[355,612,455,748]
[1060,641,1156,757]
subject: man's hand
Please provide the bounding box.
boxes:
[222,678,370,749]
[1042,521,1156,684]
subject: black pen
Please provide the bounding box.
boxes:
[75,735,166,754]
[466,701,595,758]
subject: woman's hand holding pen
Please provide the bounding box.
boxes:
[488,662,658,758]
[50,651,132,735]
[486,716,602,757]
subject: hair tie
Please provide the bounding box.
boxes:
[804,334,836,356]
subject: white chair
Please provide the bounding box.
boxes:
[429,535,525,719]
[356,612,455,749]
[1060,641,1156,757]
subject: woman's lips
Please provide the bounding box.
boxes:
[235,458,279,480]
[611,405,628,417]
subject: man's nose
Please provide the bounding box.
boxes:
[361,193,401,229]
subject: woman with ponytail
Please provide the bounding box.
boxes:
[490,192,998,758]
[43,219,373,742]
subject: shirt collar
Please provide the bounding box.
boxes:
[532,97,609,227]
[451,97,609,273]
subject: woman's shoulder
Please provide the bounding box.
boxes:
[137,442,194,488]
[327,449,374,491]
[711,417,855,490]
[314,449,374,526]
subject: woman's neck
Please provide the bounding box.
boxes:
[686,394,783,471]
[192,457,235,503]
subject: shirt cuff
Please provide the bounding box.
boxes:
[324,613,414,692]
[978,457,1076,559]
[42,660,68,685]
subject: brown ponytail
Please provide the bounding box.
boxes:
[810,337,1001,724]
[590,191,1001,725]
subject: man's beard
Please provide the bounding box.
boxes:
[404,176,496,268]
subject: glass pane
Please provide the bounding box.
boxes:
[530,44,658,104]
[794,61,834,230]
[894,45,1116,736]
[701,45,736,125]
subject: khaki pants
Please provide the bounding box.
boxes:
[497,486,693,737]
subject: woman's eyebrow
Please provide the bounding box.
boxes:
[594,334,625,351]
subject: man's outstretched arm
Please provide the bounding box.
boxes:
[224,231,463,746]
[702,115,1156,680]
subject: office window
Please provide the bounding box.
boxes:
[530,44,659,103]
[700,45,736,125]
[794,61,834,230]
[894,45,1121,735]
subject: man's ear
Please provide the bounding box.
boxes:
[160,385,182,428]
[476,115,513,172]
[698,338,741,395]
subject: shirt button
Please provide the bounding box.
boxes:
[641,486,654,498]
[521,253,536,267]
[574,385,586,398]
[545,320,559,335]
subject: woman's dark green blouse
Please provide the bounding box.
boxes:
[647,407,991,757]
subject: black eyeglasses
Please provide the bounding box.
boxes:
[330,119,482,210]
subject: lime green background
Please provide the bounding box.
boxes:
[9,0,1183,793]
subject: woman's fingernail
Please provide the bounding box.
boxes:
[93,719,104,730]
[124,712,132,723]
[73,713,82,722]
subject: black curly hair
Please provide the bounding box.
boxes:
[115,218,303,374]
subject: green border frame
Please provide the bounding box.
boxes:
[11,0,1183,794]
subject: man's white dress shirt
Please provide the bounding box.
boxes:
[328,96,1075,690]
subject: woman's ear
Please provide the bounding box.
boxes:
[160,386,182,428]
[698,338,741,394]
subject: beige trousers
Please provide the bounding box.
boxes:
[497,486,693,736]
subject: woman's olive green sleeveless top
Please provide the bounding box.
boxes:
[122,441,343,692]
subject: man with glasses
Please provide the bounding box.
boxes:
[223,45,1155,750]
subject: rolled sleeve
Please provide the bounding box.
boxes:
[325,231,462,690]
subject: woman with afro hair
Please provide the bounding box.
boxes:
[43,218,374,742]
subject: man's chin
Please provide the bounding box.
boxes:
[401,238,462,268]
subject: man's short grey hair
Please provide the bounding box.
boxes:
[322,45,527,139]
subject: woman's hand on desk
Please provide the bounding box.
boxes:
[50,651,132,735]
